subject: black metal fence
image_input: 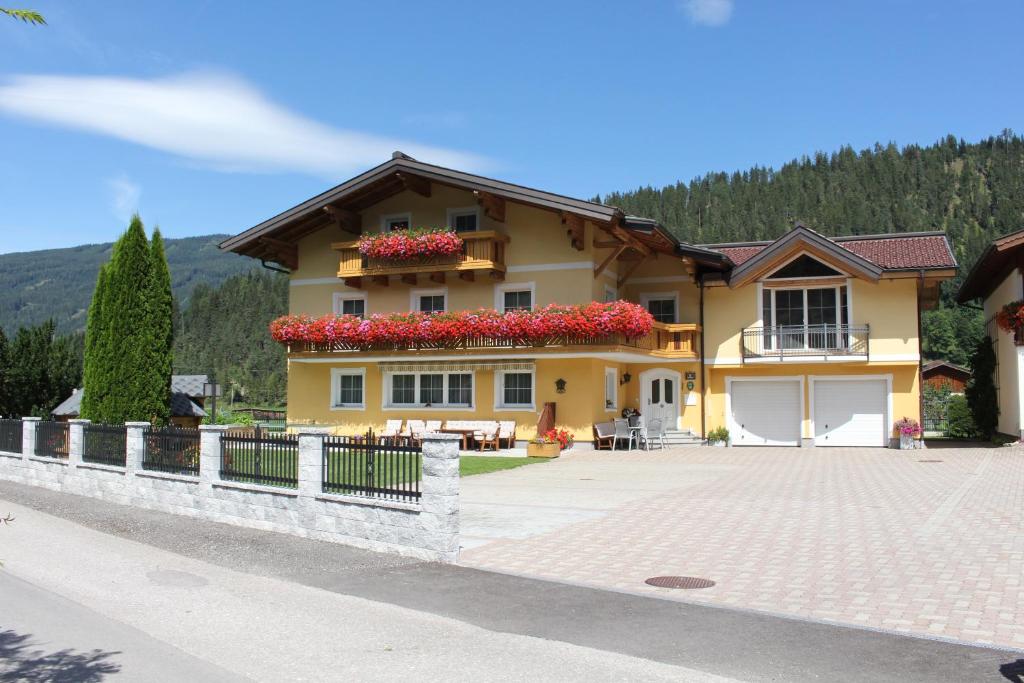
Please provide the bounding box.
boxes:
[143,426,201,475]
[35,420,69,459]
[323,429,422,502]
[220,426,298,488]
[0,419,22,454]
[82,423,127,467]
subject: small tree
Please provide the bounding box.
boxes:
[145,228,174,426]
[965,335,999,439]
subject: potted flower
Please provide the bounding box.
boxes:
[893,417,921,449]
[707,426,730,447]
[527,427,574,458]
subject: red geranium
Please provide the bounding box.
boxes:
[996,300,1024,335]
[269,301,655,350]
[357,228,463,260]
[542,428,574,450]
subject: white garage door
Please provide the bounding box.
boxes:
[813,379,887,447]
[729,380,801,446]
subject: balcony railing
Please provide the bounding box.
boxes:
[286,321,700,359]
[741,324,869,361]
[334,231,509,282]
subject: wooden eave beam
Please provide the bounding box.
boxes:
[474,191,506,222]
[323,205,362,234]
[257,237,298,270]
[595,244,627,278]
[617,254,648,287]
[562,213,585,251]
[396,172,431,197]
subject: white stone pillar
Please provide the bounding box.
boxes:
[68,418,89,470]
[296,427,329,530]
[198,425,229,489]
[125,422,149,476]
[420,432,461,563]
[22,417,40,458]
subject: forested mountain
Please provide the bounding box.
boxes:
[0,234,255,334]
[172,271,288,406]
[599,131,1024,365]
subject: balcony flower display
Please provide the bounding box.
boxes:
[357,227,464,261]
[269,301,655,349]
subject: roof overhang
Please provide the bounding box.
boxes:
[727,224,883,288]
[957,228,1024,302]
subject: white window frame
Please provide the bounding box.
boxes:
[604,284,618,303]
[332,291,368,317]
[760,284,851,349]
[382,371,475,411]
[410,287,448,314]
[446,205,481,232]
[639,292,678,323]
[494,281,535,312]
[380,212,412,232]
[494,369,536,411]
[604,367,618,412]
[330,367,366,411]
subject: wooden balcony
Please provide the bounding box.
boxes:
[285,321,700,360]
[333,231,509,286]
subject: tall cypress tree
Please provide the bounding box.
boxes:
[0,327,9,417]
[146,228,174,426]
[80,264,108,420]
[966,335,999,439]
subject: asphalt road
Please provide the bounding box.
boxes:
[1,480,1021,682]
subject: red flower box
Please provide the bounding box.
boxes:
[270,301,655,349]
[357,228,463,261]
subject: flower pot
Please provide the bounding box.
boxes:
[527,442,560,458]
[899,433,915,450]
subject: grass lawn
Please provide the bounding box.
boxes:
[459,456,545,477]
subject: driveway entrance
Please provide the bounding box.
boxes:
[460,444,1024,651]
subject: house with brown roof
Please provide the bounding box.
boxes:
[958,228,1024,437]
[921,360,972,394]
[220,155,955,447]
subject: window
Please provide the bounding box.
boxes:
[447,207,479,232]
[604,368,617,411]
[761,285,848,350]
[498,371,534,409]
[768,254,842,279]
[330,368,366,410]
[381,213,412,232]
[386,372,474,409]
[411,288,447,314]
[495,282,535,312]
[641,294,677,323]
[332,292,367,318]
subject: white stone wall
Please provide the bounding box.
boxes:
[0,421,460,563]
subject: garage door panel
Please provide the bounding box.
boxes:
[730,380,801,446]
[814,379,886,447]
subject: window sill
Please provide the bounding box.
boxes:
[330,405,366,411]
[495,405,536,412]
[383,405,475,412]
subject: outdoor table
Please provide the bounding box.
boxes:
[439,428,475,449]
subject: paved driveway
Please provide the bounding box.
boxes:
[459,444,1024,651]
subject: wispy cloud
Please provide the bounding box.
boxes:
[679,0,734,27]
[0,71,488,177]
[107,174,140,223]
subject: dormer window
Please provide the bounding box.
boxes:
[447,207,480,232]
[768,254,842,279]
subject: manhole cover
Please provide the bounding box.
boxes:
[645,576,715,590]
[917,459,943,463]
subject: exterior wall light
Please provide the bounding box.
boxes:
[555,378,567,394]
[620,372,632,385]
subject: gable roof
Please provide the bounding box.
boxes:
[921,359,972,378]
[718,223,884,288]
[957,228,1024,303]
[51,385,207,419]
[705,229,956,276]
[171,374,209,398]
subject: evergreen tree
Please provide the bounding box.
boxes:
[0,328,9,417]
[965,336,999,439]
[80,264,109,420]
[146,228,174,426]
[4,321,79,417]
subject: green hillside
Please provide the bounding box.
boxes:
[0,234,256,334]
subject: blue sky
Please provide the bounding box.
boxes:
[1,0,1022,254]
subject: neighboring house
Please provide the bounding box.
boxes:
[52,375,209,428]
[220,153,955,447]
[957,228,1024,438]
[921,360,972,393]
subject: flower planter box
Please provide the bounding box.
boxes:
[527,442,560,458]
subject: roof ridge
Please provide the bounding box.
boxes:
[701,230,948,249]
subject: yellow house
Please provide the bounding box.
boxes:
[220,153,956,447]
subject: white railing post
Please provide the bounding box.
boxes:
[68,418,89,470]
[22,417,40,458]
[125,422,149,477]
[420,432,461,563]
[199,425,229,489]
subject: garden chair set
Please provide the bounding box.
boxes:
[593,415,666,451]
[378,419,516,451]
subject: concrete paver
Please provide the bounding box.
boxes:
[460,444,1024,651]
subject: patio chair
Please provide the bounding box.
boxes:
[406,419,427,447]
[593,422,615,450]
[379,419,403,445]
[644,418,666,450]
[498,420,517,449]
[613,418,635,450]
[477,422,500,452]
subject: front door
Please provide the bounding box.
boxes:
[643,371,678,429]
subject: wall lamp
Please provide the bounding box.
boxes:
[555,378,567,394]
[620,372,632,386]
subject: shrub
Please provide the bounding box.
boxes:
[966,336,998,438]
[946,395,977,439]
[707,426,730,444]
